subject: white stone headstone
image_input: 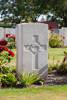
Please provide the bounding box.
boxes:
[0,27,16,40]
[59,28,64,36]
[0,28,5,40]
[16,23,48,77]
[5,28,16,35]
[62,28,67,46]
[59,28,67,46]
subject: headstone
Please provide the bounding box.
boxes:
[62,28,67,46]
[16,23,48,77]
[5,28,16,35]
[0,28,5,40]
[59,28,67,46]
[0,27,16,40]
[59,28,63,36]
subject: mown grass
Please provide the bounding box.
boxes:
[0,85,67,100]
[0,24,13,28]
[48,47,67,64]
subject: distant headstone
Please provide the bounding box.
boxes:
[0,28,5,40]
[59,28,67,46]
[0,27,16,40]
[5,28,16,35]
[59,28,63,36]
[62,28,67,46]
[16,23,48,77]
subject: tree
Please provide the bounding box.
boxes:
[0,0,67,26]
[0,0,40,23]
[36,0,67,27]
[51,0,67,27]
[0,0,16,23]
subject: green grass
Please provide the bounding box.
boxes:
[0,24,13,28]
[48,47,67,64]
[0,85,67,100]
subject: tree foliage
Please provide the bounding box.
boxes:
[0,0,67,26]
[37,0,67,26]
[0,0,40,23]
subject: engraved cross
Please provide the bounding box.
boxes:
[24,35,47,69]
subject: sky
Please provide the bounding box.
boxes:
[36,14,47,21]
[0,15,2,21]
[36,13,54,21]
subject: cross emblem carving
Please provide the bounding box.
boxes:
[24,35,47,69]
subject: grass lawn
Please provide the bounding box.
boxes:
[0,85,67,100]
[48,47,67,65]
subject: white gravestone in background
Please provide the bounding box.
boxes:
[5,28,16,35]
[16,23,48,77]
[0,28,16,40]
[62,28,67,46]
[0,28,5,40]
[59,28,67,46]
[59,28,63,36]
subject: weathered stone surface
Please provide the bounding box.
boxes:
[63,28,67,46]
[0,28,5,40]
[59,28,67,46]
[0,28,16,40]
[16,23,48,77]
[5,28,16,35]
[59,28,63,36]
